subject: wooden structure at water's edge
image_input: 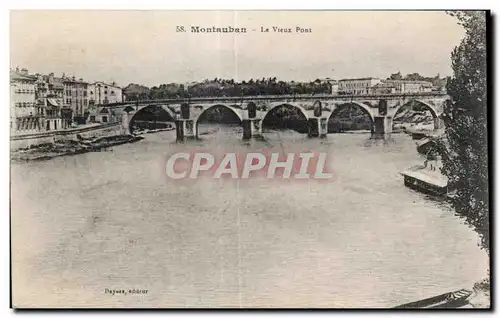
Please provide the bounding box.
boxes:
[401,164,448,196]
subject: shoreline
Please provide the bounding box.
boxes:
[11,134,144,162]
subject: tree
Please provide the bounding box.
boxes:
[440,11,488,253]
[405,72,425,81]
[388,71,403,80]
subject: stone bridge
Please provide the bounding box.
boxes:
[102,93,449,141]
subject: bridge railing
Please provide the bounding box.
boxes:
[100,92,449,108]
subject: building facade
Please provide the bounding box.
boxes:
[88,107,115,124]
[317,78,339,95]
[35,73,68,130]
[88,82,123,106]
[382,80,434,94]
[338,78,382,95]
[331,81,339,95]
[10,68,41,133]
[63,76,89,123]
[370,82,398,95]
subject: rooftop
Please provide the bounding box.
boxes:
[63,77,88,84]
[384,80,434,86]
[93,81,121,89]
[338,77,380,82]
[10,70,37,82]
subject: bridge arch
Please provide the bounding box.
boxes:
[193,104,243,126]
[391,99,440,130]
[261,103,310,130]
[328,102,375,132]
[127,104,177,133]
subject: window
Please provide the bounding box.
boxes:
[105,91,108,94]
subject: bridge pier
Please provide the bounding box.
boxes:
[121,112,131,135]
[175,119,197,142]
[372,116,393,139]
[307,117,328,138]
[242,118,263,140]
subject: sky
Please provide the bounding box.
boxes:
[10,10,466,87]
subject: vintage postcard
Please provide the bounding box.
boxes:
[10,10,490,309]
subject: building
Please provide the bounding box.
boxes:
[383,80,434,94]
[317,78,339,95]
[88,107,116,124]
[338,77,382,95]
[370,82,398,95]
[86,82,123,123]
[10,68,41,133]
[331,81,339,95]
[88,81,123,106]
[63,76,89,123]
[35,73,69,130]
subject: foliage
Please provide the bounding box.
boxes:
[440,11,488,253]
[388,71,403,80]
[387,71,443,83]
[123,78,332,100]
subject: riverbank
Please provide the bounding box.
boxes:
[401,136,490,308]
[11,134,144,162]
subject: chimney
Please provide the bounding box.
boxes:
[72,76,76,81]
[48,72,55,82]
[15,66,19,73]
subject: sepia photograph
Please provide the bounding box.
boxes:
[9,10,490,309]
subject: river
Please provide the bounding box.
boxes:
[11,124,489,308]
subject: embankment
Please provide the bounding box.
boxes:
[11,123,143,162]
